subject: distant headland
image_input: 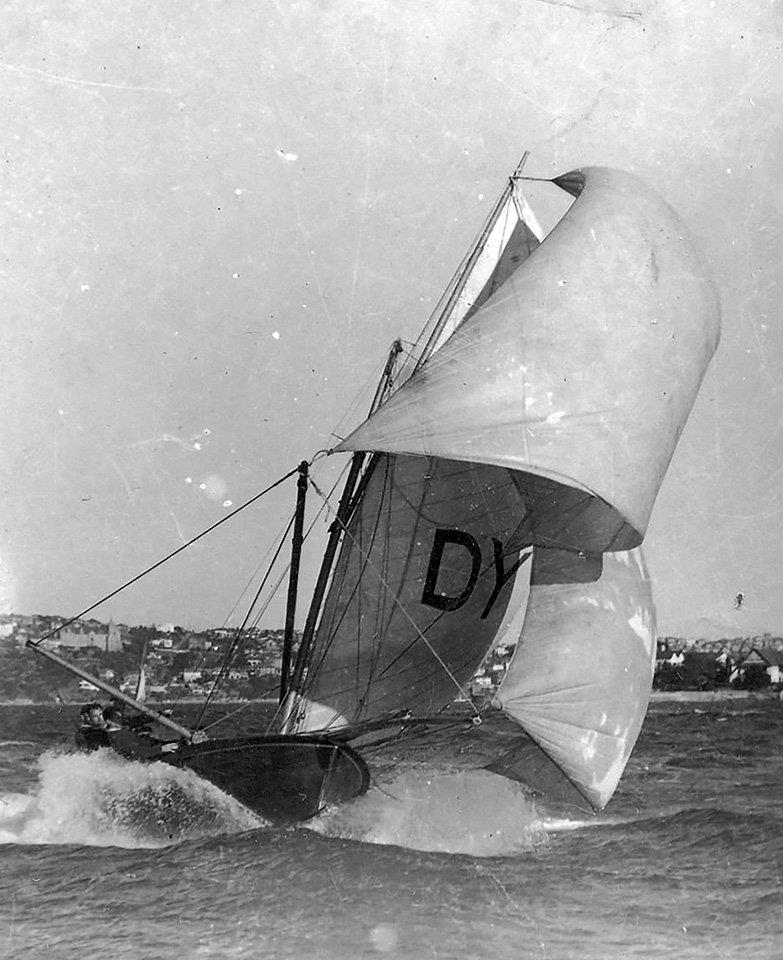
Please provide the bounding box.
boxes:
[2,612,782,705]
[0,612,287,704]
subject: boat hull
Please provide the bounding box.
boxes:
[166,734,371,823]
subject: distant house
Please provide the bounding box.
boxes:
[53,621,123,652]
[655,641,683,673]
[252,665,279,677]
[120,673,141,694]
[655,648,721,690]
[738,648,783,686]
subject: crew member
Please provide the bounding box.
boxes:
[75,702,110,750]
[103,707,179,761]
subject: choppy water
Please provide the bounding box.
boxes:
[1,700,781,959]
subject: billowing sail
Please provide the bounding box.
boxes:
[338,168,721,543]
[291,165,719,810]
[492,547,655,809]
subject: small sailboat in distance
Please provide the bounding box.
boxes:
[28,157,720,821]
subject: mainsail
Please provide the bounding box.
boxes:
[284,170,543,734]
[286,166,720,809]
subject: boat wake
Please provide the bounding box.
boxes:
[0,748,263,848]
[310,769,549,856]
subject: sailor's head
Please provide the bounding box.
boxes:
[103,707,123,731]
[81,703,106,728]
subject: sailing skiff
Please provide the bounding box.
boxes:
[28,161,720,822]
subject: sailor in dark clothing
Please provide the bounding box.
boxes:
[75,702,111,750]
[103,708,179,762]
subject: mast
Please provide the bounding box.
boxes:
[279,460,309,704]
[284,451,363,703]
[26,640,194,740]
[281,339,403,724]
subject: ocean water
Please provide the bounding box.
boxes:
[0,700,781,959]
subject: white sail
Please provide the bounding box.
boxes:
[425,189,542,358]
[291,456,534,731]
[493,547,655,809]
[134,665,147,703]
[338,168,721,543]
[292,166,719,809]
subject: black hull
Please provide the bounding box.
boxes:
[166,734,370,823]
[76,731,370,823]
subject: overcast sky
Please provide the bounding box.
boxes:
[1,1,781,636]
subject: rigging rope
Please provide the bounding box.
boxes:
[218,500,307,629]
[194,457,352,735]
[198,683,282,733]
[194,508,297,730]
[31,464,301,646]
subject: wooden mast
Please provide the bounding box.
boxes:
[281,339,403,726]
[279,459,309,704]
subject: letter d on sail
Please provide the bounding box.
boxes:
[422,529,482,611]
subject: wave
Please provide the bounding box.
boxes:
[0,748,263,849]
[634,805,782,847]
[540,803,782,858]
[0,740,39,748]
[310,769,549,856]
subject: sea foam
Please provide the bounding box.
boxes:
[310,769,549,856]
[0,748,262,848]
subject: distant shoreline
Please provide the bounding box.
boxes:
[649,689,780,702]
[1,691,779,708]
[0,698,279,708]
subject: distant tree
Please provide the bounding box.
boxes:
[172,651,190,675]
